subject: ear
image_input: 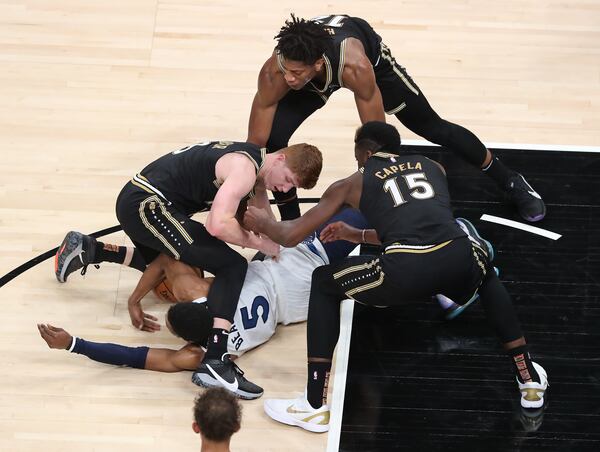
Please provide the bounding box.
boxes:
[192,422,201,434]
[276,153,286,163]
[314,58,325,71]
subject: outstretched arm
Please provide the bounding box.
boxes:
[244,173,361,247]
[37,323,203,373]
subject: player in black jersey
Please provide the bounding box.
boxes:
[247,14,545,223]
[244,122,547,432]
[110,139,322,399]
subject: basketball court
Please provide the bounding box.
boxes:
[1,2,598,451]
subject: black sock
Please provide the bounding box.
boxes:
[94,241,126,265]
[307,361,332,409]
[129,249,147,272]
[508,344,540,383]
[482,156,517,189]
[204,328,230,360]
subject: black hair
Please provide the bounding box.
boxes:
[167,302,213,345]
[194,388,242,442]
[354,121,401,153]
[274,14,332,64]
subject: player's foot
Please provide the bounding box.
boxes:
[443,292,480,320]
[455,218,494,261]
[264,395,330,433]
[192,354,264,400]
[55,231,98,283]
[517,362,548,409]
[505,173,546,222]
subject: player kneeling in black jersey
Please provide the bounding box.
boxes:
[244,121,548,432]
[248,14,545,223]
[56,140,322,399]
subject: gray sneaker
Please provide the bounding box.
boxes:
[55,231,97,283]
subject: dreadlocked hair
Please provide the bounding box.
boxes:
[275,14,332,64]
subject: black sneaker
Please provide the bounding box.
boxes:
[192,355,264,400]
[506,173,546,222]
[55,231,98,283]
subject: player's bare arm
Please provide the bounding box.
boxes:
[208,153,279,256]
[247,53,290,146]
[342,38,386,123]
[248,181,276,221]
[244,172,362,247]
[319,221,381,245]
[127,255,169,332]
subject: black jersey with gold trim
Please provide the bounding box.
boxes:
[359,152,465,247]
[133,141,265,216]
[277,15,382,102]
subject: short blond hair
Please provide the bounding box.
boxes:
[279,143,323,189]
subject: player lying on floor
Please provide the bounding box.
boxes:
[39,208,368,376]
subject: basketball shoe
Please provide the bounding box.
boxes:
[264,395,330,433]
[455,217,494,262]
[506,173,546,222]
[55,231,98,283]
[518,362,548,409]
[192,354,263,400]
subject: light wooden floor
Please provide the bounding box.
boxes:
[1,1,599,451]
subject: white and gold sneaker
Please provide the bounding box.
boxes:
[518,362,548,409]
[264,395,330,433]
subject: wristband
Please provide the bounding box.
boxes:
[361,229,367,243]
[68,336,78,352]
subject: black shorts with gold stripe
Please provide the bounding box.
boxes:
[115,180,234,269]
[332,236,488,307]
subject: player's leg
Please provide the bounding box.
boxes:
[55,231,147,282]
[478,272,548,408]
[375,46,545,222]
[264,255,387,432]
[267,90,325,220]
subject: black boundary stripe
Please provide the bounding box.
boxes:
[0,198,322,288]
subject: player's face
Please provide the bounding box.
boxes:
[266,158,300,193]
[280,58,321,90]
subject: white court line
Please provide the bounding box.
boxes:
[481,214,562,240]
[326,298,355,452]
[326,245,360,452]
[403,139,600,153]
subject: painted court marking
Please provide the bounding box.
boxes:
[481,214,562,240]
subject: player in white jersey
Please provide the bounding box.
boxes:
[38,208,368,373]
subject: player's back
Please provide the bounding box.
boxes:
[137,141,265,215]
[359,152,465,247]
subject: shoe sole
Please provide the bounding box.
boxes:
[264,401,329,433]
[191,372,263,400]
[456,218,494,261]
[445,267,499,320]
[55,231,84,283]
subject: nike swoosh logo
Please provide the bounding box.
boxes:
[528,190,542,199]
[206,364,238,392]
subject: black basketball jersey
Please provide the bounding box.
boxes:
[276,15,382,101]
[132,141,266,216]
[359,152,465,247]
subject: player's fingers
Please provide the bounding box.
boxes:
[48,325,62,333]
[144,313,158,321]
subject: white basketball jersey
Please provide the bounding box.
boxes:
[228,236,329,355]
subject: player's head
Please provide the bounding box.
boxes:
[264,143,322,192]
[166,302,213,345]
[192,387,242,445]
[354,121,401,167]
[275,14,332,90]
